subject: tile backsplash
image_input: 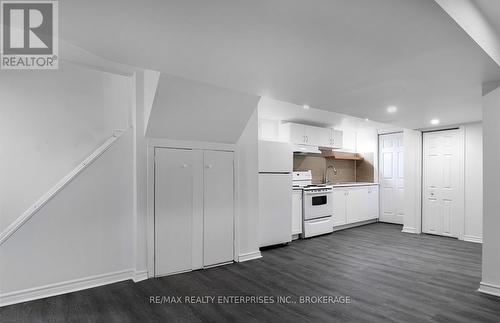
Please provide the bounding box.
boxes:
[293,154,374,184]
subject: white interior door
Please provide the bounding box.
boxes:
[422,130,464,238]
[154,148,194,276]
[378,133,404,224]
[203,150,234,266]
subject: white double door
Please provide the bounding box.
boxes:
[378,133,404,224]
[154,148,234,276]
[422,130,464,238]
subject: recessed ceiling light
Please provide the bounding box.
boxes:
[387,105,398,113]
[303,104,310,110]
[365,118,369,122]
[430,119,440,125]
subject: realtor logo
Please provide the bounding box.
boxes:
[1,1,58,69]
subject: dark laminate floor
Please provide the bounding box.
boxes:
[2,223,500,323]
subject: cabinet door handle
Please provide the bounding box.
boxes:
[206,164,213,169]
[181,164,188,168]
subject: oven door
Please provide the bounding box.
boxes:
[303,190,332,220]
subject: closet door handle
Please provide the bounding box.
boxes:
[205,164,213,169]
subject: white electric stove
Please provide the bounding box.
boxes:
[292,171,334,238]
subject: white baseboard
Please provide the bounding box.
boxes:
[333,219,378,232]
[0,269,134,307]
[133,269,149,282]
[463,235,483,244]
[479,282,500,298]
[238,251,262,262]
[402,226,417,234]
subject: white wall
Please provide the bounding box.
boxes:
[402,129,422,234]
[480,87,500,297]
[0,129,134,305]
[146,73,260,143]
[464,123,483,243]
[0,62,131,233]
[235,109,261,261]
[132,71,149,278]
[356,128,379,182]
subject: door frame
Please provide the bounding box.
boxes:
[421,127,465,239]
[146,139,237,278]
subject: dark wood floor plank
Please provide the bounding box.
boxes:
[2,223,500,322]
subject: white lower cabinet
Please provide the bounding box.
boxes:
[362,186,379,221]
[154,148,234,277]
[332,189,347,226]
[332,186,379,228]
[292,190,303,236]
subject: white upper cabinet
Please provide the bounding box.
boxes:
[330,129,343,149]
[287,123,307,144]
[281,122,343,148]
[307,126,331,147]
[341,130,357,152]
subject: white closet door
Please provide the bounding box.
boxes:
[155,148,194,276]
[423,130,464,238]
[203,150,234,266]
[378,133,404,224]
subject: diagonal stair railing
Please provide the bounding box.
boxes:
[0,128,130,246]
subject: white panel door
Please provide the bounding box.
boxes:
[155,148,194,276]
[423,130,464,238]
[203,150,234,266]
[332,189,347,226]
[292,190,303,235]
[378,133,404,224]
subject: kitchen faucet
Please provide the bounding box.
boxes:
[324,165,337,183]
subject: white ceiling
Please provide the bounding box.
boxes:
[61,0,500,129]
[258,97,401,133]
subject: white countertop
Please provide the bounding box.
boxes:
[293,182,379,189]
[332,182,379,187]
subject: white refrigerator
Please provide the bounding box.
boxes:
[258,141,293,247]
